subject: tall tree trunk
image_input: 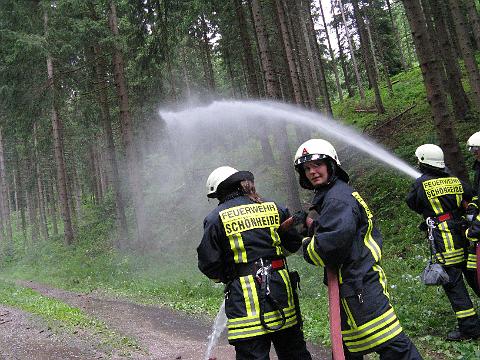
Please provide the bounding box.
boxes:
[109,0,147,245]
[199,13,216,91]
[33,122,48,240]
[273,0,302,104]
[44,10,74,245]
[386,0,408,70]
[402,0,468,180]
[0,128,12,254]
[90,38,128,242]
[332,2,354,97]
[351,0,385,113]
[320,0,343,101]
[304,0,332,115]
[49,178,58,236]
[428,0,470,120]
[448,0,480,111]
[24,146,38,245]
[338,0,366,102]
[13,146,27,242]
[250,0,301,211]
[465,0,480,49]
[234,0,260,98]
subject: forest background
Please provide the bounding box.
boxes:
[1,0,480,358]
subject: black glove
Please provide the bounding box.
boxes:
[292,210,309,236]
[466,203,479,222]
[418,221,428,232]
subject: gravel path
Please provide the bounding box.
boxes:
[0,280,329,359]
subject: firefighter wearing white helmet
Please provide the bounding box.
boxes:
[407,144,480,341]
[294,139,422,358]
[415,144,445,169]
[198,166,312,359]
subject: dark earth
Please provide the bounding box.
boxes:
[0,281,329,359]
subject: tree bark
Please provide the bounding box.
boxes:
[464,0,480,49]
[44,10,74,245]
[338,0,366,102]
[351,0,385,113]
[109,0,147,245]
[332,1,354,97]
[0,128,12,253]
[320,0,343,101]
[33,122,48,240]
[234,0,260,98]
[428,0,470,120]
[199,13,216,91]
[402,0,468,180]
[448,0,480,111]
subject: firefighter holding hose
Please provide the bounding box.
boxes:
[406,144,480,341]
[294,139,422,359]
[197,166,311,360]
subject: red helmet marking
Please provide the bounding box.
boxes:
[302,148,309,155]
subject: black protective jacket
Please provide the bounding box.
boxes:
[197,195,303,342]
[406,169,473,266]
[302,179,404,354]
[473,160,480,199]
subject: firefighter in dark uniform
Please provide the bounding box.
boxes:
[294,139,422,360]
[467,131,480,200]
[406,144,480,341]
[197,166,312,360]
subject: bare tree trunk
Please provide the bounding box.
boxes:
[199,13,216,91]
[448,0,480,111]
[109,0,147,245]
[0,128,12,254]
[235,0,260,98]
[25,147,38,245]
[33,122,48,240]
[332,2,354,97]
[89,33,128,242]
[44,10,74,245]
[428,0,470,120]
[402,0,468,180]
[273,0,302,104]
[465,0,480,49]
[49,179,58,236]
[13,146,27,242]
[338,0,366,102]
[320,0,343,101]
[351,0,385,113]
[250,0,301,211]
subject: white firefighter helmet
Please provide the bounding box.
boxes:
[294,139,348,189]
[415,144,445,168]
[294,139,341,167]
[206,166,239,198]
[467,131,480,151]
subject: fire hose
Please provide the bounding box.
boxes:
[279,215,345,360]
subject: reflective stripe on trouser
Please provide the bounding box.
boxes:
[340,269,404,354]
[226,270,298,342]
[442,265,480,335]
[233,324,312,360]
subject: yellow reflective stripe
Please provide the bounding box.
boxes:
[270,227,282,256]
[228,233,247,263]
[467,254,477,269]
[456,308,476,318]
[456,194,462,208]
[341,298,357,328]
[438,221,454,252]
[343,308,396,336]
[278,269,294,308]
[352,192,381,261]
[345,320,403,352]
[227,315,297,340]
[240,276,259,317]
[373,265,390,299]
[227,306,296,327]
[429,197,443,215]
[307,236,325,266]
[466,228,477,241]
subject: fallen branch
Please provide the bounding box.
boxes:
[354,108,377,113]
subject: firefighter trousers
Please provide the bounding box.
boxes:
[233,324,312,360]
[344,332,422,360]
[442,265,480,336]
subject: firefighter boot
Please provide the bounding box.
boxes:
[446,329,480,341]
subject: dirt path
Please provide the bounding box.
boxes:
[4,281,329,359]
